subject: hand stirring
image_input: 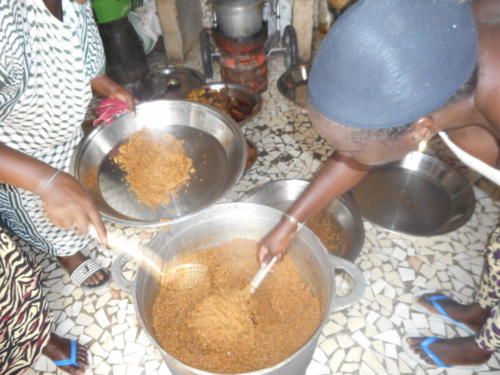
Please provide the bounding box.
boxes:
[249,255,279,294]
[249,214,305,294]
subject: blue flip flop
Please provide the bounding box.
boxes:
[402,335,486,371]
[413,290,476,335]
[53,340,82,368]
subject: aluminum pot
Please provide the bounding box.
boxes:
[113,202,365,375]
[212,0,265,38]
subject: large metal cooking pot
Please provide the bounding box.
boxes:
[212,0,265,38]
[113,203,365,375]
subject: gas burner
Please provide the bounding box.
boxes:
[200,24,298,94]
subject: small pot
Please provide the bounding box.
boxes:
[113,203,365,375]
[212,0,265,38]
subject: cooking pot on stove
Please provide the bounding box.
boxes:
[212,0,265,38]
[113,203,365,375]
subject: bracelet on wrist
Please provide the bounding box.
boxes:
[39,170,61,196]
[283,214,305,232]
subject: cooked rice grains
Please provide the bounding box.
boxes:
[152,239,321,373]
[113,128,195,209]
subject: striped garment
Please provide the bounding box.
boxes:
[0,0,105,256]
[0,226,52,375]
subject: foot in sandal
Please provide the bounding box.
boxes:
[416,292,489,333]
[58,251,110,289]
[42,333,88,375]
[405,336,491,369]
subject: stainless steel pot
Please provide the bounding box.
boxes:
[113,203,365,375]
[212,0,265,38]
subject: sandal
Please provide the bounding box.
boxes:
[70,259,110,289]
[402,335,486,371]
[53,340,83,368]
[413,290,476,335]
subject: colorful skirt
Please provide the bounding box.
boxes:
[0,226,52,374]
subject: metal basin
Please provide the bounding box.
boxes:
[71,100,246,227]
[277,64,310,107]
[352,151,475,236]
[113,202,365,375]
[237,179,364,261]
[187,82,262,126]
[132,67,204,101]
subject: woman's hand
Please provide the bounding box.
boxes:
[91,74,138,113]
[258,219,298,267]
[107,84,138,113]
[39,171,107,245]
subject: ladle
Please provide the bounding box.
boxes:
[88,225,208,290]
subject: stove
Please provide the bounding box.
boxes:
[201,0,297,94]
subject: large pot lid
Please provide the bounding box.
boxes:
[133,66,204,101]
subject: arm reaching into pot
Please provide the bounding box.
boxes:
[0,143,107,244]
[258,152,369,266]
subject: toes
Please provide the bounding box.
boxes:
[82,270,107,286]
[77,345,88,367]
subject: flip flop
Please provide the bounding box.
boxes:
[413,290,476,335]
[402,335,486,371]
[70,259,110,289]
[53,340,82,368]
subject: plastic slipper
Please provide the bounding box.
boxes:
[402,335,486,371]
[53,340,82,368]
[413,290,476,335]
[70,259,110,289]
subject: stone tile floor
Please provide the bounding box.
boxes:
[25,42,500,375]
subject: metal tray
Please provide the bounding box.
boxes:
[277,64,310,107]
[352,151,475,236]
[71,100,246,227]
[237,179,365,261]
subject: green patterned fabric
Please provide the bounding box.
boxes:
[0,0,105,256]
[0,0,105,154]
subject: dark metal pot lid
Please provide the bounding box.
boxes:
[277,64,310,107]
[132,66,204,101]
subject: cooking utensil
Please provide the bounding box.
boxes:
[88,225,208,290]
[187,82,262,126]
[112,202,365,375]
[352,151,475,236]
[71,100,246,227]
[212,0,265,38]
[248,255,278,294]
[277,64,310,107]
[237,179,365,261]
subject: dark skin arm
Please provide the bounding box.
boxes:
[258,151,370,265]
[0,143,107,244]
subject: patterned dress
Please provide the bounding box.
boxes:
[475,226,500,351]
[0,0,105,256]
[0,225,52,375]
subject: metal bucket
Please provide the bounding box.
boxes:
[113,203,365,375]
[212,0,265,38]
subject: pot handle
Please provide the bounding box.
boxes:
[328,255,365,312]
[112,255,135,295]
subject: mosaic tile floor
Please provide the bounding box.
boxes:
[25,42,500,375]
